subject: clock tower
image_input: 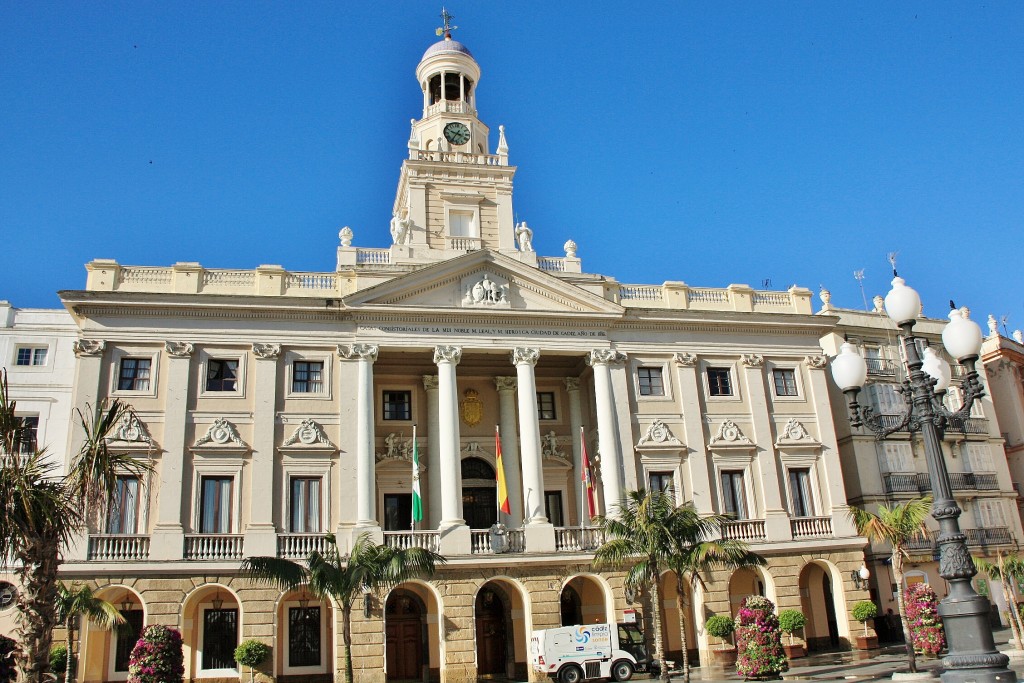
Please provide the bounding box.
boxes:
[388,13,522,264]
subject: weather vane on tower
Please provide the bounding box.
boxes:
[436,7,458,39]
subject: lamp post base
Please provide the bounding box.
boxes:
[939,593,1015,683]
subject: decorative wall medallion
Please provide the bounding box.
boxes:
[461,273,511,308]
[709,420,753,448]
[672,352,697,367]
[804,355,828,370]
[338,344,379,362]
[637,419,682,446]
[740,354,765,368]
[72,340,105,357]
[780,419,809,441]
[164,341,194,358]
[111,412,154,446]
[494,376,517,392]
[283,419,334,447]
[193,418,246,448]
[587,349,627,366]
[460,389,483,427]
[252,343,282,360]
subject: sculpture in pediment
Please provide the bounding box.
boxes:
[462,273,510,308]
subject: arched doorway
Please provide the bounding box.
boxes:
[475,585,509,676]
[80,586,147,682]
[799,563,841,651]
[728,567,768,615]
[386,589,426,681]
[659,571,698,667]
[561,575,610,626]
[561,585,582,626]
[275,586,333,678]
[182,584,241,680]
[463,457,497,529]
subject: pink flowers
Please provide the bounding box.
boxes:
[904,583,945,657]
[736,596,789,679]
[128,625,184,683]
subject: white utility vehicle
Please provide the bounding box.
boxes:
[530,622,650,683]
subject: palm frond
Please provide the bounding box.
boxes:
[68,400,152,509]
[240,556,309,591]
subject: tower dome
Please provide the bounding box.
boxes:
[421,37,474,60]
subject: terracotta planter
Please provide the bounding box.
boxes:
[783,643,806,659]
[712,647,737,666]
[856,635,879,650]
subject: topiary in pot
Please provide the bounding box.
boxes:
[705,615,735,649]
[852,600,880,650]
[735,595,788,679]
[49,644,68,674]
[234,640,271,683]
[778,609,807,658]
[128,624,184,683]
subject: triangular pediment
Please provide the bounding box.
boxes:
[344,251,624,317]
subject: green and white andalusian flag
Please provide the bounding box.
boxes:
[411,424,423,525]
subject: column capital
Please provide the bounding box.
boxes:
[587,349,626,366]
[740,353,765,368]
[495,376,517,392]
[338,343,379,362]
[563,377,581,392]
[72,339,106,357]
[164,341,194,358]
[673,352,698,367]
[422,374,439,391]
[433,345,462,365]
[252,343,282,360]
[511,347,540,367]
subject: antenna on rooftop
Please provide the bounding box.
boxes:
[853,269,868,311]
[1002,315,1010,338]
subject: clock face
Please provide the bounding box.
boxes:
[443,122,471,145]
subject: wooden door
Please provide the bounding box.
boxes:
[475,589,507,675]
[386,594,424,681]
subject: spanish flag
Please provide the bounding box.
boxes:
[495,425,511,514]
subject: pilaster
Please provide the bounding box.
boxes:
[151,342,192,560]
[244,343,280,557]
[673,353,713,514]
[805,355,857,537]
[340,344,380,533]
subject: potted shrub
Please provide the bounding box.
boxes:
[49,645,69,677]
[705,615,737,666]
[851,600,880,650]
[128,624,185,683]
[736,596,788,679]
[905,583,945,657]
[234,640,271,683]
[778,609,807,659]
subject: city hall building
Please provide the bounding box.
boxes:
[47,26,871,683]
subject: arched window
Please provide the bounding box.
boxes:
[462,457,494,480]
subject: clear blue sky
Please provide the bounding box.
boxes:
[2,2,1022,329]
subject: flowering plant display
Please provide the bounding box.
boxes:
[904,583,945,657]
[127,625,184,683]
[735,596,788,679]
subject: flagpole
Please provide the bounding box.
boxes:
[580,425,586,527]
[411,424,416,533]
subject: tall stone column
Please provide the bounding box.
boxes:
[151,341,193,560]
[245,343,281,557]
[513,347,555,552]
[588,349,627,517]
[564,377,585,525]
[673,353,713,514]
[340,344,381,538]
[423,375,442,529]
[494,376,523,527]
[740,354,791,541]
[434,346,470,553]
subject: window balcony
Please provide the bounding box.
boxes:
[277,533,330,560]
[790,516,833,539]
[383,530,441,553]
[554,526,606,552]
[469,529,525,554]
[884,473,921,494]
[904,533,936,555]
[184,534,244,561]
[87,534,151,561]
[965,527,1013,548]
[915,472,1000,492]
[865,358,899,378]
[721,519,767,542]
[947,416,988,434]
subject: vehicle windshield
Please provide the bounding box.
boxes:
[617,624,648,661]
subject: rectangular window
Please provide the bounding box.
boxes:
[383,493,412,531]
[449,210,474,237]
[868,383,904,414]
[107,476,141,534]
[199,476,233,534]
[16,415,39,455]
[202,608,238,671]
[117,358,151,391]
[289,606,322,668]
[290,478,322,533]
[772,369,798,396]
[114,609,145,672]
[15,347,47,366]
[292,361,324,394]
[789,468,815,517]
[882,442,913,473]
[545,491,564,527]
[638,367,665,396]
[977,500,1006,528]
[206,359,239,392]
[382,391,412,421]
[537,392,556,420]
[648,471,675,505]
[707,368,733,396]
[965,444,994,473]
[720,471,747,519]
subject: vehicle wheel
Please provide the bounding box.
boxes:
[558,664,583,683]
[611,660,634,682]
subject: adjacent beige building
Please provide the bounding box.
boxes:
[6,29,876,683]
[982,327,1024,528]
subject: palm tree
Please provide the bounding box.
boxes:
[851,496,931,673]
[242,532,444,683]
[663,507,765,682]
[593,488,684,682]
[54,583,126,683]
[974,553,1024,648]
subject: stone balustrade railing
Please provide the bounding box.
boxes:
[720,519,767,542]
[88,534,151,561]
[553,526,606,552]
[790,516,833,539]
[383,530,440,553]
[277,533,330,559]
[414,150,504,166]
[616,282,813,314]
[184,534,244,561]
[423,100,476,118]
[469,529,526,554]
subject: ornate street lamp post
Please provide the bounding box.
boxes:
[831,273,1015,683]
